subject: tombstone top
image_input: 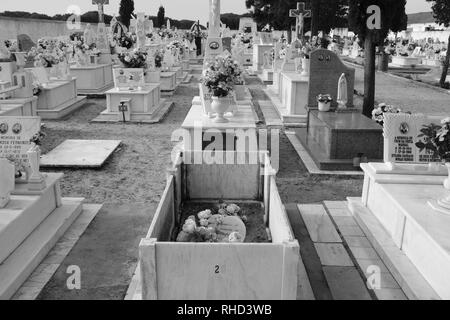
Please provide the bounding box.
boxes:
[307,49,355,109]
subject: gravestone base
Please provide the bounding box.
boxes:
[0,97,37,117]
[257,69,274,84]
[390,56,422,68]
[160,71,177,96]
[294,110,383,171]
[36,79,87,119]
[0,173,85,299]
[70,63,114,96]
[350,164,450,299]
[93,85,174,123]
[0,97,37,116]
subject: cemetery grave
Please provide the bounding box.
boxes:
[1,0,450,303]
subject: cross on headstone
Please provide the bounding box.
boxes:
[289,2,311,41]
[92,0,109,23]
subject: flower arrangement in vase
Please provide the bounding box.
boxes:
[118,49,148,69]
[371,103,403,126]
[300,42,313,76]
[415,118,450,212]
[202,55,243,123]
[317,94,333,112]
[154,50,164,69]
[114,33,135,50]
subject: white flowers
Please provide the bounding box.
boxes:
[372,103,402,126]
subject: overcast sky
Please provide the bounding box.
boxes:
[0,0,433,24]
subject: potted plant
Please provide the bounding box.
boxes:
[202,56,243,123]
[416,118,450,211]
[317,94,333,112]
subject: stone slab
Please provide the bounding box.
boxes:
[322,266,372,300]
[285,131,364,175]
[0,198,84,299]
[40,140,121,168]
[36,96,87,120]
[348,197,441,300]
[314,243,354,267]
[12,203,102,300]
[298,204,342,243]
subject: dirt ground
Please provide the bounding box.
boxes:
[37,72,362,300]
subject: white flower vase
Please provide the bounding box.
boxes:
[301,58,310,76]
[27,146,46,191]
[318,101,331,112]
[211,96,231,123]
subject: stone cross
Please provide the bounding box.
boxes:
[92,0,109,23]
[289,2,311,41]
[209,0,221,37]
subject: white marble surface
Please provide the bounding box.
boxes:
[362,163,446,185]
[40,140,122,168]
[361,164,450,299]
[182,105,257,130]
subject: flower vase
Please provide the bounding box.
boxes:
[301,58,310,76]
[211,96,231,123]
[27,146,46,191]
[318,101,331,112]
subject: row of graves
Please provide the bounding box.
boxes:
[344,37,448,72]
[251,2,382,172]
[347,112,450,299]
[129,0,302,300]
[0,7,203,298]
[0,9,200,124]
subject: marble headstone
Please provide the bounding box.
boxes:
[0,116,41,167]
[113,68,145,90]
[383,113,441,165]
[17,34,35,52]
[308,49,355,109]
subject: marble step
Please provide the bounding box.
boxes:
[0,198,84,299]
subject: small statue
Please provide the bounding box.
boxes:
[337,73,348,110]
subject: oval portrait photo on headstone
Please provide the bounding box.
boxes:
[209,41,220,50]
[399,122,409,135]
[12,123,22,135]
[0,122,8,134]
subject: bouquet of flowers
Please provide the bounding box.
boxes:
[115,33,135,49]
[279,47,287,60]
[372,103,402,126]
[118,48,148,68]
[27,46,65,68]
[4,40,18,52]
[168,40,184,55]
[415,118,450,162]
[317,94,333,103]
[301,42,313,59]
[202,55,243,97]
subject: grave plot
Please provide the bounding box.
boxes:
[347,113,450,300]
[134,152,300,300]
[0,116,100,300]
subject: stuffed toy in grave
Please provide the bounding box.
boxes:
[176,204,247,243]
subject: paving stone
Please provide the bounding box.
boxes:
[323,266,372,300]
[333,216,358,227]
[343,236,372,248]
[374,288,408,300]
[349,246,380,260]
[327,208,353,217]
[357,258,390,275]
[314,243,354,267]
[298,204,342,243]
[338,225,365,237]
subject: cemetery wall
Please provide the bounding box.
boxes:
[0,16,103,41]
